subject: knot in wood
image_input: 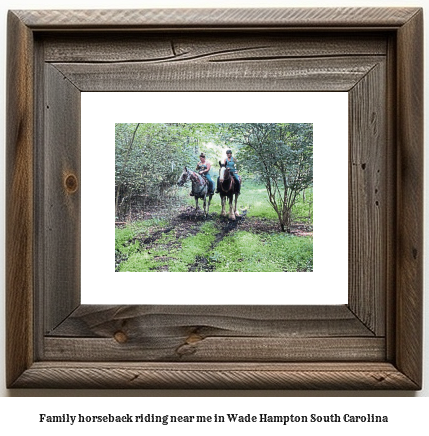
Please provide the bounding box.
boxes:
[114,331,128,343]
[64,174,78,193]
[186,333,203,344]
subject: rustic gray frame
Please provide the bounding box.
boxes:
[6,8,423,389]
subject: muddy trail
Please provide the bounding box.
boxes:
[179,208,249,272]
[125,207,251,272]
[116,203,313,272]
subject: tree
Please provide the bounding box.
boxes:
[115,123,223,218]
[222,123,313,232]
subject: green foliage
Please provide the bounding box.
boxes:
[219,123,313,232]
[291,188,313,225]
[115,123,223,218]
[115,123,313,233]
[115,123,313,272]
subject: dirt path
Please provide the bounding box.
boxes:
[116,203,312,273]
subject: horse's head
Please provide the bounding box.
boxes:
[219,161,229,183]
[177,167,190,186]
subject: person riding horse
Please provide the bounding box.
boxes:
[191,153,214,196]
[217,149,240,194]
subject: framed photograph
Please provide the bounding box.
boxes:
[82,92,348,306]
[6,7,423,389]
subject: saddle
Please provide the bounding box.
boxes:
[218,174,241,194]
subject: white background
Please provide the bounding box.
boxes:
[0,0,428,424]
[82,92,348,305]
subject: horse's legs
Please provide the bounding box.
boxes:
[221,196,227,217]
[234,193,240,216]
[206,194,212,217]
[228,195,235,220]
[195,197,199,210]
[202,195,207,216]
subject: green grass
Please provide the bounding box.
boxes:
[208,231,312,272]
[115,226,139,255]
[115,218,168,250]
[117,221,218,272]
[116,181,313,272]
[291,188,313,224]
[115,218,169,271]
[181,180,312,223]
[116,220,312,272]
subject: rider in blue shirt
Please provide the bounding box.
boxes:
[222,149,240,193]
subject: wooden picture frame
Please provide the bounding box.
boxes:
[6,7,423,389]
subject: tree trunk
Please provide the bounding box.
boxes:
[278,208,292,233]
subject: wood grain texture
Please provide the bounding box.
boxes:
[6,7,423,390]
[14,8,421,29]
[41,64,81,333]
[52,56,383,92]
[384,33,398,364]
[395,9,424,388]
[11,362,419,390]
[348,61,386,335]
[44,337,385,362]
[47,305,375,338]
[42,33,388,63]
[44,305,380,362]
[6,11,35,388]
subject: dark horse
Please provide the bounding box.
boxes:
[218,162,240,220]
[177,167,213,217]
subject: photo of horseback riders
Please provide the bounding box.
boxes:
[115,123,313,273]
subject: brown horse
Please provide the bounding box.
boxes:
[218,162,240,220]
